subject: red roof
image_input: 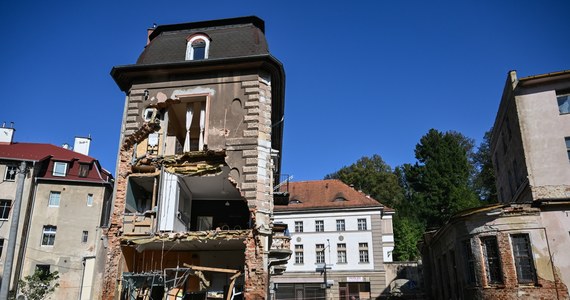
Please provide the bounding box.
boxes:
[275,180,389,212]
[0,142,112,184]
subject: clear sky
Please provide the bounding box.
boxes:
[1,1,569,181]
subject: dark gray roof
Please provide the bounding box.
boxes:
[137,16,269,65]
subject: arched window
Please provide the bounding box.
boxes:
[186,34,210,60]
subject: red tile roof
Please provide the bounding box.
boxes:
[0,142,112,183]
[275,179,389,212]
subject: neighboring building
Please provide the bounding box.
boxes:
[0,126,113,299]
[422,70,570,299]
[273,180,394,300]
[101,16,289,300]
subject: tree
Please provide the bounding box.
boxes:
[391,215,424,261]
[404,129,480,229]
[472,129,498,203]
[325,154,403,209]
[17,269,59,300]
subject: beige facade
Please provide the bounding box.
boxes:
[423,70,570,299]
[101,17,290,300]
[0,134,113,299]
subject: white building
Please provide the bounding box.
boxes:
[273,180,394,300]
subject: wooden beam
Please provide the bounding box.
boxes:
[182,263,238,274]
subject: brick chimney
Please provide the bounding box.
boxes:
[0,122,15,144]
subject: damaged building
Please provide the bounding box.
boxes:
[422,70,570,299]
[101,17,291,300]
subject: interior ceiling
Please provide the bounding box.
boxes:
[179,166,242,200]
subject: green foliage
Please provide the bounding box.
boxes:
[325,154,403,209]
[18,269,60,300]
[392,215,424,261]
[404,129,480,228]
[472,129,498,203]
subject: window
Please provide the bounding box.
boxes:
[462,240,476,285]
[0,239,4,258]
[558,94,570,114]
[481,236,502,284]
[565,137,570,161]
[315,220,324,232]
[52,162,67,177]
[295,221,303,233]
[82,231,89,243]
[511,234,537,283]
[4,165,17,181]
[35,264,51,280]
[358,218,367,231]
[78,164,89,178]
[0,200,11,219]
[295,245,304,264]
[41,226,57,246]
[316,244,325,264]
[337,243,347,263]
[87,194,94,206]
[185,35,210,60]
[359,243,369,263]
[48,192,60,207]
[336,219,345,231]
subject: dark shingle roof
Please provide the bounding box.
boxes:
[137,17,269,65]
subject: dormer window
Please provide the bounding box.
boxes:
[53,162,68,177]
[186,34,210,61]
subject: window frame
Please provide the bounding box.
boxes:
[295,244,304,264]
[336,219,345,231]
[294,221,303,233]
[0,238,4,258]
[511,233,537,284]
[357,218,367,231]
[0,199,11,220]
[315,220,324,232]
[87,193,94,207]
[481,236,503,284]
[3,165,17,181]
[565,137,570,162]
[185,35,210,61]
[78,163,89,178]
[41,225,57,246]
[316,244,325,264]
[462,240,477,285]
[337,243,347,264]
[52,162,68,177]
[82,231,89,243]
[359,242,369,263]
[48,191,61,207]
[557,94,570,114]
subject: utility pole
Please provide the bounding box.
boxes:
[316,239,332,300]
[0,161,27,300]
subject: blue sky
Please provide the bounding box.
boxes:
[1,1,569,181]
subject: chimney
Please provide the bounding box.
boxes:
[62,143,70,149]
[0,122,15,144]
[147,23,157,46]
[73,135,91,156]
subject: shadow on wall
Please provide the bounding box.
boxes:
[377,263,425,300]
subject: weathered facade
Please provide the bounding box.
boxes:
[101,17,290,300]
[422,70,570,299]
[0,127,113,299]
[273,180,394,300]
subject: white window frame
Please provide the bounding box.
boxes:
[359,242,369,263]
[315,220,324,232]
[316,244,325,264]
[185,35,210,60]
[295,244,304,264]
[336,219,345,231]
[53,162,68,177]
[41,226,57,246]
[295,221,303,233]
[337,243,347,264]
[4,165,17,181]
[86,193,94,207]
[48,191,61,207]
[0,200,11,220]
[358,218,367,231]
